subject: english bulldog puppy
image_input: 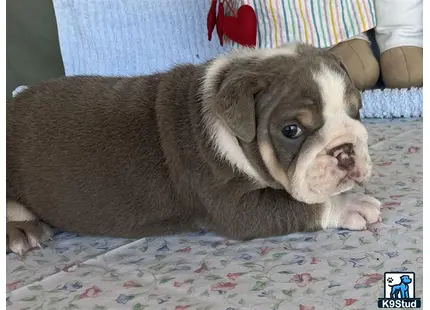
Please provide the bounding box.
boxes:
[6,43,381,255]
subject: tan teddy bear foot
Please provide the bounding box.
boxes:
[330,38,380,90]
[380,46,423,89]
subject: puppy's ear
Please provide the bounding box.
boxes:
[214,67,263,143]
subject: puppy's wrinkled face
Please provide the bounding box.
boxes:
[202,43,371,204]
[256,55,370,204]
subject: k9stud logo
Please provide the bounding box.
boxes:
[378,272,421,308]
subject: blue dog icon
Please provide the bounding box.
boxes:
[389,275,412,299]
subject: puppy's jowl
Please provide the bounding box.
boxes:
[7,43,381,255]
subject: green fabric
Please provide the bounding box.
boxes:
[6,0,65,99]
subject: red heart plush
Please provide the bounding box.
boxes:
[207,0,217,41]
[222,5,257,47]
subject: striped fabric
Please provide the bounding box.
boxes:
[229,0,376,48]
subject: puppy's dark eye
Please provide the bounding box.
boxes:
[281,124,303,139]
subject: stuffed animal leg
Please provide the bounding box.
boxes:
[330,33,379,90]
[375,0,423,88]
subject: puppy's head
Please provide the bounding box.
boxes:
[202,43,371,204]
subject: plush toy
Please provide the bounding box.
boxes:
[207,0,257,47]
[208,0,423,90]
[331,0,423,90]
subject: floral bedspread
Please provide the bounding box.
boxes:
[7,118,423,310]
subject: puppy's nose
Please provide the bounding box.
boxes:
[329,143,355,170]
[329,143,353,156]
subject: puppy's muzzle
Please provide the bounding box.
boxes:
[284,118,371,204]
[328,143,355,171]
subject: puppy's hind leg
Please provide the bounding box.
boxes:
[6,201,53,256]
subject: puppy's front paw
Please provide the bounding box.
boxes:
[320,192,381,230]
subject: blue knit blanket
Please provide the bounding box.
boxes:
[51,0,422,118]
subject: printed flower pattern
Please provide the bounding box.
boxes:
[6,119,423,309]
[289,273,313,287]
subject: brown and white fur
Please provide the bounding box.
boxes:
[6,43,381,256]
